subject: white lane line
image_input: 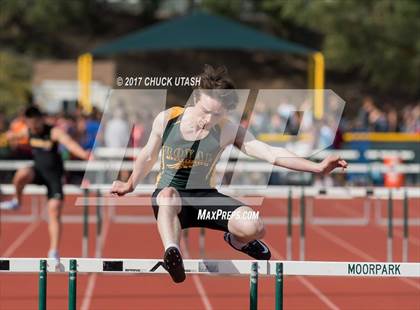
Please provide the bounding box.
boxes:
[181,238,213,310]
[329,201,420,246]
[191,273,213,310]
[267,242,340,310]
[2,221,40,257]
[297,276,340,310]
[312,225,420,290]
[327,203,420,287]
[312,224,373,261]
[80,211,112,310]
[80,273,98,310]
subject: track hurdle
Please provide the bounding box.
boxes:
[1,258,419,310]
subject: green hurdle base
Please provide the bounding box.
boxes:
[36,259,285,310]
[250,262,258,310]
[38,260,47,310]
[276,262,284,310]
[69,259,77,310]
[249,262,284,310]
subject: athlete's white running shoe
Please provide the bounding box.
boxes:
[0,199,20,210]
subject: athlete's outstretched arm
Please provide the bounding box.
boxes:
[111,111,165,196]
[52,128,90,160]
[230,123,347,175]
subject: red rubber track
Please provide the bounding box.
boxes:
[0,193,419,309]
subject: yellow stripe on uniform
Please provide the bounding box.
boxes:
[155,106,185,185]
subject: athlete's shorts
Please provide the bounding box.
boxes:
[151,188,245,232]
[32,166,64,200]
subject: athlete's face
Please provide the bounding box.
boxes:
[194,93,227,130]
[25,116,44,134]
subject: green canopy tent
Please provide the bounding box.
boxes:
[78,11,324,116]
[92,11,311,55]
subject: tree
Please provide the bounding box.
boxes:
[0,51,31,117]
[260,0,420,96]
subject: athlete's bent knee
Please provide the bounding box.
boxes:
[13,168,33,185]
[243,218,265,239]
[157,187,182,214]
[231,216,265,240]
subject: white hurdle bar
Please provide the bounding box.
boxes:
[3,258,418,310]
[1,184,419,199]
[0,160,418,174]
[1,258,419,277]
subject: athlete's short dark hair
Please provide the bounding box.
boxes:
[194,65,238,110]
[24,106,43,118]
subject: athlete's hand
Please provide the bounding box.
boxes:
[87,151,95,161]
[110,180,133,196]
[317,155,348,175]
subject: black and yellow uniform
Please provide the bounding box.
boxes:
[152,106,243,232]
[156,106,223,189]
[29,124,64,200]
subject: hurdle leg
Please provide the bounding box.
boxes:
[275,262,284,310]
[96,189,103,258]
[82,189,89,258]
[387,190,393,262]
[38,260,47,310]
[299,188,305,261]
[68,259,77,310]
[199,227,205,258]
[250,262,258,310]
[287,189,292,260]
[403,189,408,262]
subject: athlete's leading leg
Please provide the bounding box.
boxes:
[228,206,265,242]
[155,187,185,283]
[47,198,63,259]
[0,167,34,210]
[225,206,271,260]
[156,187,183,249]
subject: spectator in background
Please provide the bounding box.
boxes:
[369,108,388,132]
[61,115,86,184]
[265,112,283,185]
[277,102,293,128]
[312,118,336,187]
[0,112,10,158]
[285,111,302,135]
[56,113,76,161]
[140,111,154,147]
[130,111,146,149]
[266,112,282,133]
[8,107,31,159]
[386,106,401,132]
[85,106,101,149]
[357,96,376,130]
[248,103,269,135]
[78,107,102,150]
[0,112,12,182]
[71,115,88,150]
[68,106,101,151]
[105,105,130,181]
[319,118,335,150]
[402,104,420,133]
[333,120,345,149]
[56,112,73,133]
[104,105,129,148]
